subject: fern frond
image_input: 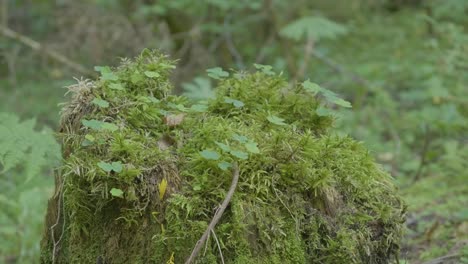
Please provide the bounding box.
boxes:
[0,113,61,180]
[280,16,347,42]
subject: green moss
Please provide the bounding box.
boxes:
[41,50,405,263]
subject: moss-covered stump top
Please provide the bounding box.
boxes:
[41,50,405,264]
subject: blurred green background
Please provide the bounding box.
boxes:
[0,0,467,263]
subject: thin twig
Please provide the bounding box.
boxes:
[1,0,7,28]
[413,127,431,182]
[202,231,211,257]
[422,254,460,264]
[2,44,19,85]
[265,0,297,75]
[310,49,372,87]
[294,36,315,82]
[51,177,67,264]
[185,164,240,264]
[273,187,299,234]
[210,229,225,264]
[0,26,95,76]
[254,32,275,64]
[223,15,245,69]
[265,0,371,88]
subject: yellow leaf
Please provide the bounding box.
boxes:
[166,252,175,264]
[159,178,168,201]
[151,211,159,220]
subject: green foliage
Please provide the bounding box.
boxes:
[182,77,214,100]
[95,65,119,81]
[280,16,348,41]
[267,115,288,126]
[303,81,352,108]
[92,98,110,108]
[0,113,60,179]
[199,150,221,160]
[253,64,275,75]
[224,97,245,108]
[97,161,123,173]
[3,0,468,262]
[316,10,468,262]
[245,142,260,154]
[206,67,229,80]
[400,167,468,261]
[0,113,60,263]
[110,188,124,198]
[329,11,468,180]
[82,119,119,132]
[41,51,405,264]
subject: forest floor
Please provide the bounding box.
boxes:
[399,174,468,264]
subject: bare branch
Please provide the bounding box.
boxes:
[210,229,225,264]
[422,254,460,264]
[264,0,297,74]
[311,50,372,87]
[413,127,431,182]
[0,26,95,77]
[185,164,240,264]
[1,0,7,27]
[223,15,245,69]
[293,36,315,83]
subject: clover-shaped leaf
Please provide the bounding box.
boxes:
[230,150,248,160]
[207,67,229,80]
[109,82,125,91]
[82,119,118,132]
[224,97,245,108]
[110,188,124,198]
[95,66,119,81]
[98,161,123,173]
[111,161,123,173]
[82,119,102,130]
[92,98,109,108]
[190,104,208,113]
[245,142,260,154]
[200,150,221,160]
[218,162,232,171]
[101,122,118,132]
[215,142,231,152]
[98,161,113,172]
[254,64,275,75]
[232,134,248,143]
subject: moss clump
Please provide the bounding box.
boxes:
[41,50,406,263]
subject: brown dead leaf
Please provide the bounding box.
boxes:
[157,134,175,150]
[164,114,185,127]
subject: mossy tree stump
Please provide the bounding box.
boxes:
[41,50,405,263]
